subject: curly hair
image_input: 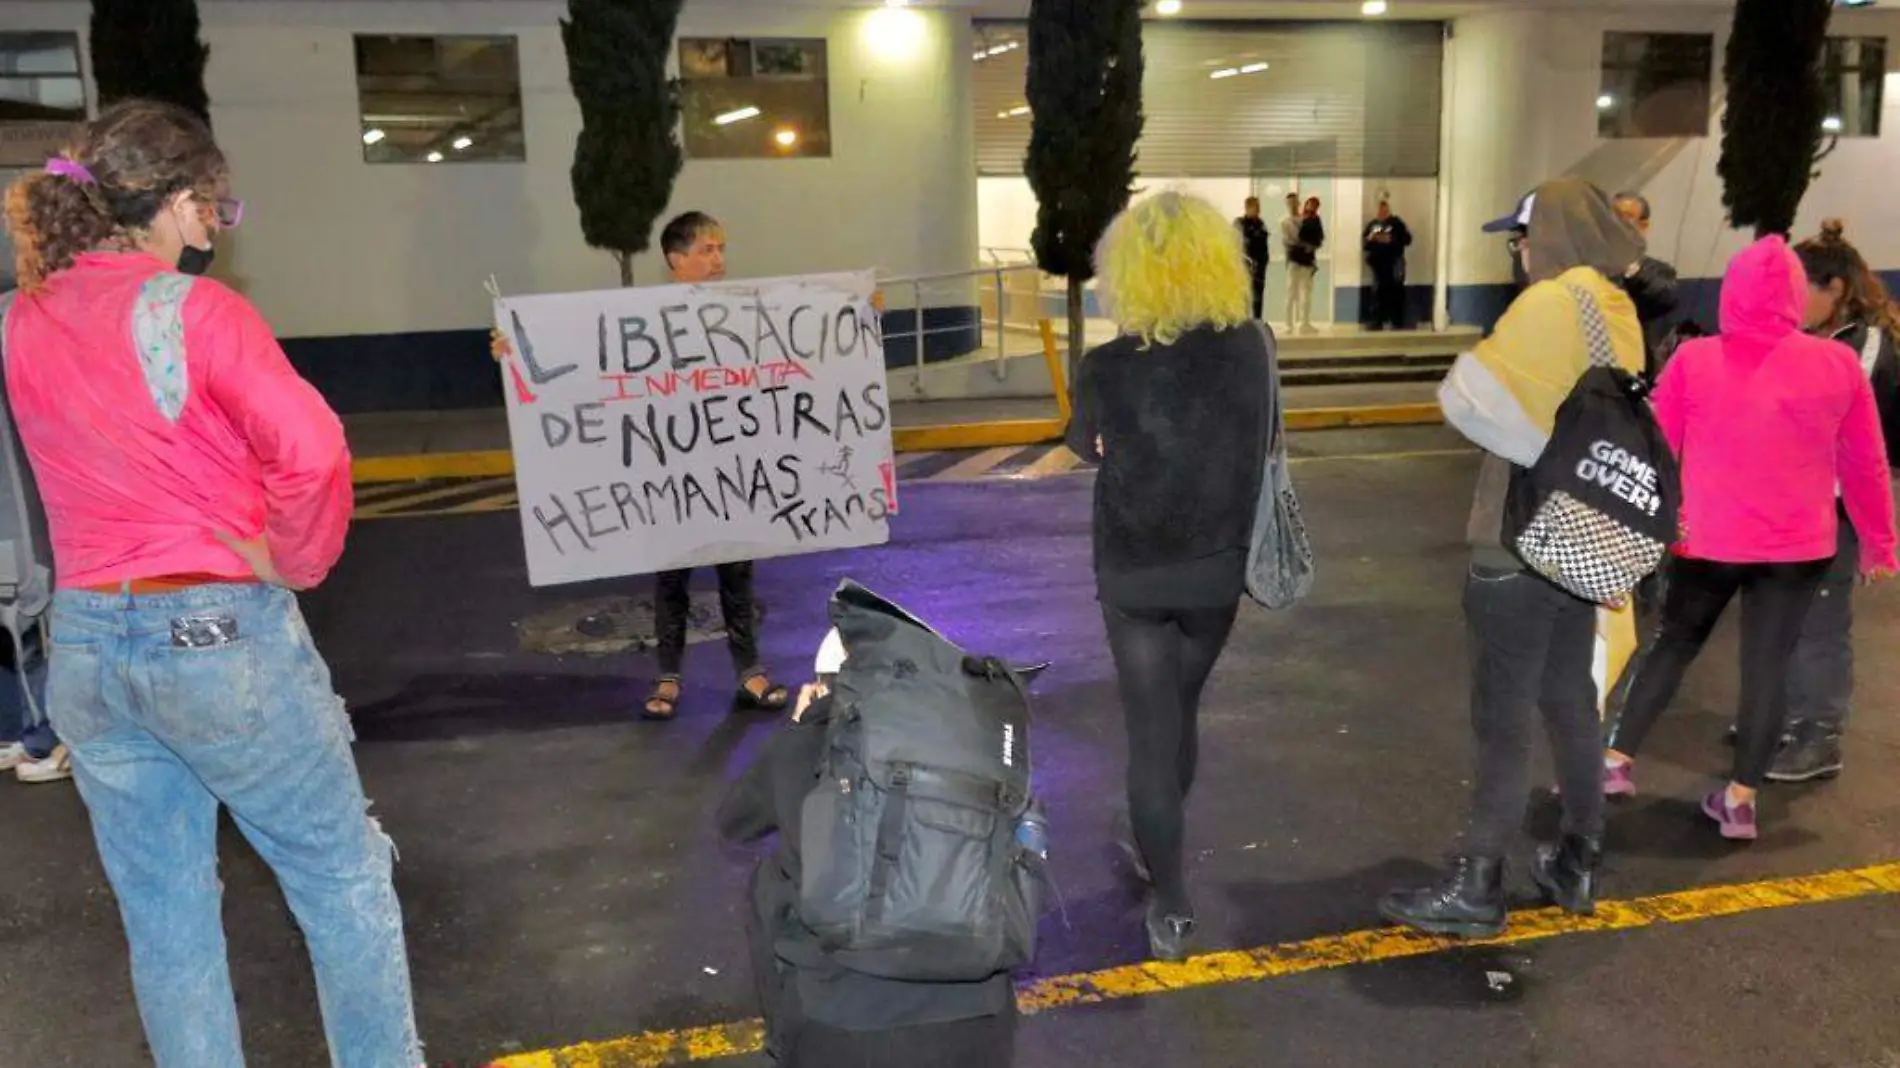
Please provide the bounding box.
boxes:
[1092,192,1252,348]
[1795,218,1900,334]
[4,99,227,291]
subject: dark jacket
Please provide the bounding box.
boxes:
[716,700,1014,1054]
[1362,216,1412,267]
[1237,216,1270,270]
[1829,318,1900,468]
[1066,323,1272,608]
[1619,255,1681,375]
[1289,216,1325,268]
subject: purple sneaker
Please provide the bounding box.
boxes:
[1603,759,1638,799]
[1702,789,1759,841]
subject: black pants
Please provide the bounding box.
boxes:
[1368,260,1406,329]
[654,562,762,678]
[1248,262,1267,320]
[1606,556,1829,788]
[1461,564,1605,858]
[1787,520,1859,731]
[1102,600,1240,915]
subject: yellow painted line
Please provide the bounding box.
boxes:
[488,860,1900,1068]
[1014,445,1084,479]
[439,490,518,515]
[353,449,514,484]
[353,476,514,518]
[934,446,1031,482]
[1284,402,1443,431]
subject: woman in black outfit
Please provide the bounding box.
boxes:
[717,671,1017,1066]
[1066,192,1273,961]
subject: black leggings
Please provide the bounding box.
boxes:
[1607,556,1829,788]
[1102,600,1240,916]
[654,562,761,678]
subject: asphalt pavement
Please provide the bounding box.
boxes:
[2,424,1898,1068]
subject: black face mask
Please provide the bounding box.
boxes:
[177,242,215,276]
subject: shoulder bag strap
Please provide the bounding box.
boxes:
[1561,281,1619,370]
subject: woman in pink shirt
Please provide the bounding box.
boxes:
[1602,235,1898,840]
[2,100,420,1067]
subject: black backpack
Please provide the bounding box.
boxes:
[798,580,1044,983]
[1505,284,1680,605]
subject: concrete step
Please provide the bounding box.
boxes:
[1282,364,1450,388]
[1278,350,1458,370]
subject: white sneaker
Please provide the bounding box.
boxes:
[0,741,26,771]
[16,744,72,784]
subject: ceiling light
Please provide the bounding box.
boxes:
[425,151,444,163]
[452,136,473,150]
[998,105,1031,118]
[1362,0,1389,14]
[362,128,386,145]
[1211,67,1240,79]
[1823,115,1845,132]
[885,0,910,5]
[1240,62,1270,74]
[1156,0,1183,15]
[714,106,762,126]
[1596,93,1615,110]
[774,127,799,147]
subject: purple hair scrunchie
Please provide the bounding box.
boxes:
[45,158,96,185]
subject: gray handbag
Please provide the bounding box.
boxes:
[1244,322,1315,609]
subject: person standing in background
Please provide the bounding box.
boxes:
[1611,192,1682,376]
[1237,197,1270,321]
[1361,200,1413,331]
[1288,197,1325,333]
[1280,193,1304,326]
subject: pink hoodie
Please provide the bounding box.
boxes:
[1653,236,1897,573]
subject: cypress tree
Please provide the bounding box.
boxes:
[1718,0,1832,237]
[1024,0,1144,365]
[562,0,685,286]
[89,0,212,126]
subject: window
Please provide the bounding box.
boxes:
[354,35,525,164]
[679,38,831,159]
[0,31,84,167]
[1598,32,1715,139]
[1821,37,1886,138]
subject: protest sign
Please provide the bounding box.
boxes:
[495,271,896,587]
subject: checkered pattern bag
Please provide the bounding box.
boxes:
[1504,284,1679,605]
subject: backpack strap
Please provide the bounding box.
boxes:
[1562,282,1620,370]
[1859,326,1883,380]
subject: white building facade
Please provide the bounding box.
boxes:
[1,0,1897,410]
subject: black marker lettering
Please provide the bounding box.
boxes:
[861,383,889,431]
[574,486,615,540]
[833,388,863,438]
[622,408,666,467]
[660,304,699,370]
[609,481,649,528]
[532,494,591,555]
[541,411,574,449]
[574,402,608,447]
[736,393,761,437]
[704,394,736,446]
[792,390,832,439]
[697,302,751,367]
[619,316,662,374]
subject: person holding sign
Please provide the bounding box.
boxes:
[494,211,793,720]
[3,100,421,1068]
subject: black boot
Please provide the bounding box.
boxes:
[1378,857,1506,938]
[1767,721,1844,783]
[1531,834,1603,915]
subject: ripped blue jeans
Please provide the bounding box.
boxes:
[46,583,421,1068]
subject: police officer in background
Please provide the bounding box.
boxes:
[1237,197,1270,320]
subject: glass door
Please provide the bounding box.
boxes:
[1252,173,1338,330]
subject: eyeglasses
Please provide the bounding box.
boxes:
[212,197,245,228]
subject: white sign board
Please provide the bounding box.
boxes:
[496,271,897,587]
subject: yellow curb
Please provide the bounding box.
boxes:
[352,450,514,484]
[487,860,1900,1067]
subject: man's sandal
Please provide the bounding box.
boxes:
[735,675,791,712]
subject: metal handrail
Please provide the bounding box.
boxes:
[876,262,1052,399]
